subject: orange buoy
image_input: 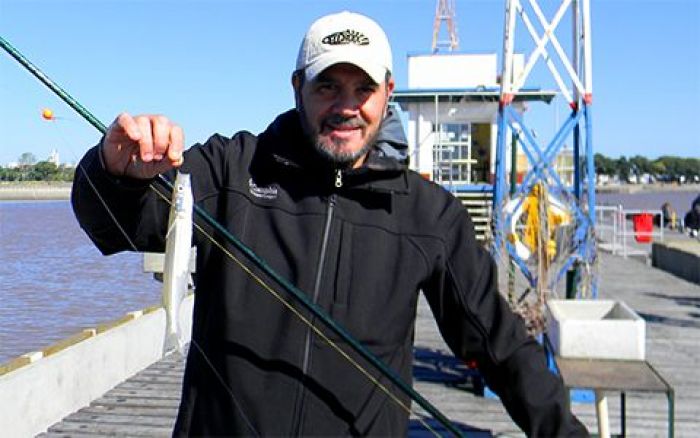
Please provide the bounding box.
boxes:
[42,108,54,120]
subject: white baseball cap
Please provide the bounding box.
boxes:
[296,11,393,84]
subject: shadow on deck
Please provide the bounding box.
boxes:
[20,251,700,436]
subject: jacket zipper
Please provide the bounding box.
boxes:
[334,168,343,188]
[291,173,340,435]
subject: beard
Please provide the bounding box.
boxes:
[297,101,376,168]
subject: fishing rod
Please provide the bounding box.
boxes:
[0,35,463,437]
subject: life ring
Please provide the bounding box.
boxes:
[505,197,533,260]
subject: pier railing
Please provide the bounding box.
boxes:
[595,205,665,259]
[595,205,622,254]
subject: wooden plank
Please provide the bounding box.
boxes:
[79,405,178,418]
[113,381,182,391]
[90,395,180,409]
[61,412,175,428]
[557,358,671,392]
[125,375,183,385]
[48,420,171,437]
[101,389,182,401]
[39,433,108,438]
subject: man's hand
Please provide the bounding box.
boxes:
[102,113,184,179]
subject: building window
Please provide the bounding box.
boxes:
[433,123,474,186]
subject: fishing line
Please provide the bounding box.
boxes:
[150,186,436,435]
[43,113,143,253]
[0,35,462,437]
[32,87,266,433]
[188,342,260,436]
[155,182,447,435]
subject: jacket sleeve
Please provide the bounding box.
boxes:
[422,204,588,437]
[71,134,232,255]
[71,142,169,255]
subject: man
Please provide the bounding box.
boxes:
[72,11,587,436]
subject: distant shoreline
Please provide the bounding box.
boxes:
[596,183,700,194]
[1,181,697,201]
[0,182,71,200]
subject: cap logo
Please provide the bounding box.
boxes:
[321,29,369,46]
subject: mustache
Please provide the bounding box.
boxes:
[322,114,367,129]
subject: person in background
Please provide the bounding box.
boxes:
[657,201,677,229]
[684,196,700,236]
[71,10,587,436]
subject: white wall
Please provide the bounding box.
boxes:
[0,296,194,437]
[401,52,530,181]
[408,53,498,89]
[404,100,501,178]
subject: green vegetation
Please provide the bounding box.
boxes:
[0,160,74,182]
[594,154,699,183]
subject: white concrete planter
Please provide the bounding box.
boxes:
[546,299,646,360]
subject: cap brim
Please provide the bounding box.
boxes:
[304,52,387,85]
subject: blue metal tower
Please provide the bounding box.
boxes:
[492,0,597,302]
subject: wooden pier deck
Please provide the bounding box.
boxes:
[41,251,700,437]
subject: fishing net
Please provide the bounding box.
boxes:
[490,179,599,336]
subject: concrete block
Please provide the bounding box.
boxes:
[652,241,700,285]
[546,299,645,360]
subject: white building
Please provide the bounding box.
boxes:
[391,53,555,190]
[48,149,60,166]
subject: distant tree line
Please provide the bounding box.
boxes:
[594,154,700,183]
[0,152,74,182]
[3,151,698,184]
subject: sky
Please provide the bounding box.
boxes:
[0,0,698,167]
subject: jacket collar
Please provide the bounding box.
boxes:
[253,109,410,194]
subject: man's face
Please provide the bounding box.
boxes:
[294,63,395,168]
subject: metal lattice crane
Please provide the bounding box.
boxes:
[432,0,459,53]
[492,0,597,330]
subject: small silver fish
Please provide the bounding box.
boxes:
[162,172,194,354]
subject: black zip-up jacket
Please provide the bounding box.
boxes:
[72,109,587,436]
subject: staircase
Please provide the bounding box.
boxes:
[453,191,493,243]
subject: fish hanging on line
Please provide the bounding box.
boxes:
[162,171,194,355]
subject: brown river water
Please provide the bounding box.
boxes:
[0,200,159,364]
[596,188,699,218]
